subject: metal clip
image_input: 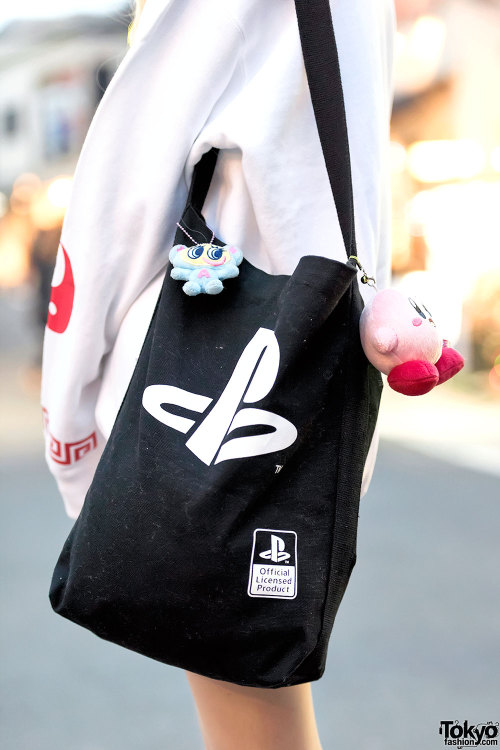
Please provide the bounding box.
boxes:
[348,255,377,289]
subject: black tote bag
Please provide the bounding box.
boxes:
[49,0,383,688]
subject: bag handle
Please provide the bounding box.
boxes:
[188,0,357,260]
[294,0,357,259]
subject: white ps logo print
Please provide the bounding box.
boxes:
[142,327,298,466]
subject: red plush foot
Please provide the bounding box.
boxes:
[388,360,439,396]
[435,340,465,384]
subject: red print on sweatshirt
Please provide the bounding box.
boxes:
[41,408,97,465]
[47,243,75,333]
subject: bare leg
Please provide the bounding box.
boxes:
[185,671,323,750]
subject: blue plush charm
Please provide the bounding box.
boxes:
[169,242,244,296]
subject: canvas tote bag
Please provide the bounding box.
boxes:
[49,0,384,688]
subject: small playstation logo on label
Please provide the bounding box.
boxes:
[259,534,290,563]
[248,528,297,599]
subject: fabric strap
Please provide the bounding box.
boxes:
[188,0,357,260]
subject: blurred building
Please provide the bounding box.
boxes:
[390,0,500,375]
[0,11,129,194]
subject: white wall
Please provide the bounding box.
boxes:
[0,34,127,191]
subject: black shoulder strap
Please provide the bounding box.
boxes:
[188,0,357,259]
[186,146,220,216]
[294,0,357,259]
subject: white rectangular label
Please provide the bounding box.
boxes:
[247,528,297,599]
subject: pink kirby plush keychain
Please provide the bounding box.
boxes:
[350,256,465,396]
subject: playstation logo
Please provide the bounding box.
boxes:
[248,528,298,599]
[142,327,297,466]
[259,534,291,563]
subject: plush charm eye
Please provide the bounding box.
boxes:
[187,245,204,260]
[422,303,433,319]
[207,246,223,261]
[408,296,427,319]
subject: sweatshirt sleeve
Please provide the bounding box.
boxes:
[40,0,246,519]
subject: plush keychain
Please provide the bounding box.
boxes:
[350,256,465,396]
[170,223,243,296]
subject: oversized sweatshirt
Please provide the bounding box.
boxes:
[41,0,396,519]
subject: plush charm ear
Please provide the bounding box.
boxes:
[373,326,398,354]
[169,245,186,263]
[435,339,465,384]
[223,245,244,265]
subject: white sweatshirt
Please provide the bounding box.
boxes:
[41,0,396,519]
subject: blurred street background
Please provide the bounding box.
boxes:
[1,0,499,748]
